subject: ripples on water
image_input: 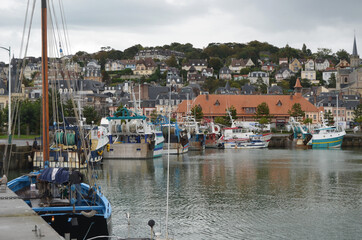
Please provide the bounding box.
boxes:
[94,149,362,239]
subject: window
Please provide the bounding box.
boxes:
[214,100,220,106]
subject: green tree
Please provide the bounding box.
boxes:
[214,116,227,126]
[324,110,334,126]
[19,99,41,135]
[353,104,362,130]
[165,55,178,67]
[253,77,267,94]
[278,80,290,94]
[303,118,313,125]
[209,57,222,73]
[150,109,158,123]
[328,73,336,88]
[102,70,110,84]
[288,103,305,119]
[191,104,204,122]
[336,49,349,61]
[63,99,75,117]
[83,106,100,124]
[301,78,311,88]
[316,48,333,59]
[255,102,272,130]
[223,106,237,127]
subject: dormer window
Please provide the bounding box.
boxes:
[277,100,282,106]
[214,100,220,106]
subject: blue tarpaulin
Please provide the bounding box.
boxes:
[39,167,69,184]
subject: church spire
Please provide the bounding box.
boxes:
[351,33,360,68]
[352,34,358,56]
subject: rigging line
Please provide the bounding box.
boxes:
[19,0,31,58]
[50,0,64,55]
[58,0,71,55]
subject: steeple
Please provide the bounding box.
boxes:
[350,33,360,68]
[352,34,358,56]
[294,78,302,97]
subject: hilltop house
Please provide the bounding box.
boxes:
[182,59,208,71]
[219,66,232,80]
[289,58,303,73]
[248,71,269,85]
[134,58,157,76]
[315,59,330,71]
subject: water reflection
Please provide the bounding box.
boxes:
[10,148,362,239]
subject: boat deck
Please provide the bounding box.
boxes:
[0,185,63,240]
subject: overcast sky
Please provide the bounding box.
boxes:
[1,0,362,63]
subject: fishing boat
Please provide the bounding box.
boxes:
[88,125,109,163]
[33,120,87,169]
[8,1,112,239]
[218,111,272,149]
[157,115,189,155]
[103,107,164,159]
[288,117,312,146]
[220,126,271,149]
[201,119,221,148]
[308,113,346,149]
[181,116,205,151]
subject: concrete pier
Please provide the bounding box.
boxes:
[0,186,63,240]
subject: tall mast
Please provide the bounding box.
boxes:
[41,0,50,164]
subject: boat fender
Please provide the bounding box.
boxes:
[81,210,97,218]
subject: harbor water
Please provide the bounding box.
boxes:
[8,148,362,239]
[96,148,362,239]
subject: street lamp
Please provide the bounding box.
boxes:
[0,46,11,144]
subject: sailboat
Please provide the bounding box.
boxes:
[7,1,112,239]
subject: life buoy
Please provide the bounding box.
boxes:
[97,150,103,156]
[214,126,219,132]
[97,131,101,138]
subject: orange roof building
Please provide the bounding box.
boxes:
[176,94,321,125]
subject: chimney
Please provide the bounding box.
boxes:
[206,93,209,101]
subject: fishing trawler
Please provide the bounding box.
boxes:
[308,112,346,149]
[103,107,164,159]
[157,116,189,155]
[203,120,221,148]
[8,1,112,239]
[181,116,205,151]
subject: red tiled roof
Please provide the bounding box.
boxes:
[176,94,319,117]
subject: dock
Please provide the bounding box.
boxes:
[0,186,63,240]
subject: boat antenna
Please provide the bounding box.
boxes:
[165,85,171,239]
[336,93,339,129]
[41,0,50,165]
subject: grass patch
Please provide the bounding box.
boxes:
[0,135,40,140]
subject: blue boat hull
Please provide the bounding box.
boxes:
[8,171,112,240]
[312,135,344,149]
